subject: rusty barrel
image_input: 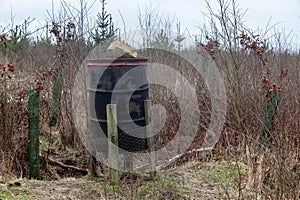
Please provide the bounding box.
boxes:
[87,57,149,153]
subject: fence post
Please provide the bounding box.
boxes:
[144,100,156,179]
[124,152,133,173]
[259,91,280,151]
[28,89,41,180]
[49,65,62,127]
[106,104,119,185]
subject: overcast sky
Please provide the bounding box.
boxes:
[0,0,299,48]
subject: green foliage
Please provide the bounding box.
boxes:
[201,160,248,187]
[0,190,11,199]
[34,37,52,47]
[9,25,29,52]
[138,174,190,199]
[0,189,31,200]
[174,22,185,52]
[152,29,175,50]
[92,0,117,44]
[0,20,30,57]
[101,183,121,194]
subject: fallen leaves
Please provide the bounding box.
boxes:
[8,63,14,72]
[0,63,5,71]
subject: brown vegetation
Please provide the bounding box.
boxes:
[0,0,299,199]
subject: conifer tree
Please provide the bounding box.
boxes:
[92,0,116,44]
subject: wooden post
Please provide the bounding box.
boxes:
[124,152,133,173]
[144,100,156,179]
[106,104,119,185]
[88,152,97,177]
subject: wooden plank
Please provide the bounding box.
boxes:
[144,100,156,179]
[106,104,119,185]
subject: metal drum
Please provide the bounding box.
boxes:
[87,57,148,153]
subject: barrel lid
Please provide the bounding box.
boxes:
[87,57,148,67]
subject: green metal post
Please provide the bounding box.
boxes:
[28,89,41,180]
[259,91,280,150]
[49,63,62,127]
